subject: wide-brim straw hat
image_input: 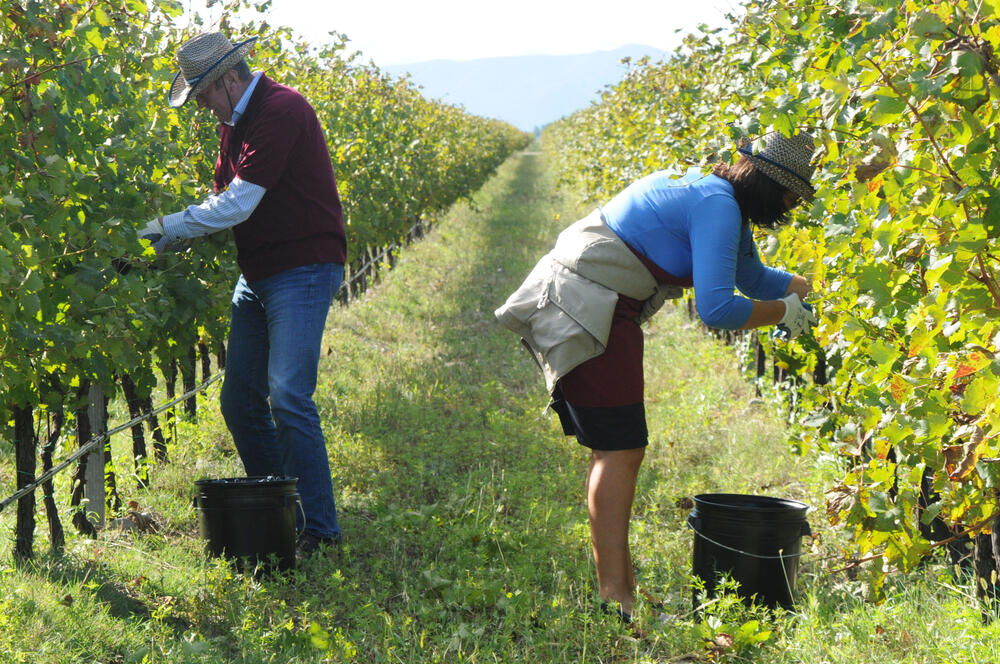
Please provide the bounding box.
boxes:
[168,32,258,108]
[738,131,816,202]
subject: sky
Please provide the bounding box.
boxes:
[181,0,739,67]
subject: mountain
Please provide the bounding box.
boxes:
[383,45,670,132]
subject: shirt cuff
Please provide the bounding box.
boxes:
[161,210,189,242]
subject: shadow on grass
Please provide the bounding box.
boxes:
[15,551,154,624]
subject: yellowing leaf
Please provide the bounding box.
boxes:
[890,375,912,403]
[909,327,935,357]
[954,350,992,379]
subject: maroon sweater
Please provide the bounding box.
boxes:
[214,75,347,281]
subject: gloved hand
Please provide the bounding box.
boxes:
[777,293,816,339]
[137,216,169,253]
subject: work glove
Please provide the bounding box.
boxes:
[776,293,816,340]
[138,216,169,253]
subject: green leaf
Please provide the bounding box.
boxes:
[156,0,184,18]
[83,24,106,51]
[870,95,907,122]
[93,6,112,26]
[976,459,1000,488]
[869,340,899,369]
[963,375,993,415]
[910,12,948,38]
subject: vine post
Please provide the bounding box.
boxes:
[84,383,106,528]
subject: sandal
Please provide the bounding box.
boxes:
[600,601,633,625]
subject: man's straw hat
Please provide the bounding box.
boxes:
[168,32,257,108]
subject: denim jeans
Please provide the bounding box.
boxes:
[220,262,344,539]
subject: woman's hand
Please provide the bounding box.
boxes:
[786,274,811,300]
[738,275,815,331]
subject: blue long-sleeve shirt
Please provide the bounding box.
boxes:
[602,170,792,329]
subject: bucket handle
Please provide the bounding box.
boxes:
[191,493,308,541]
[191,493,304,512]
[295,496,306,534]
[687,515,811,560]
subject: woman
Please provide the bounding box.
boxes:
[495,130,818,622]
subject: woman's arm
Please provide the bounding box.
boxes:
[739,299,785,330]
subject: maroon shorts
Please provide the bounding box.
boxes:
[553,292,648,450]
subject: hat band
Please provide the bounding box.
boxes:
[184,71,207,87]
[180,37,258,93]
[738,147,813,189]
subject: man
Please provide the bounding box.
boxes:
[140,32,348,554]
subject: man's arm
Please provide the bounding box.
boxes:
[159,176,266,242]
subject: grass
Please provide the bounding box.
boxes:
[2,148,1000,662]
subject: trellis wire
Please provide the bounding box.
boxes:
[0,371,224,514]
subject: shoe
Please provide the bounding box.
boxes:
[296,531,341,556]
[600,601,633,625]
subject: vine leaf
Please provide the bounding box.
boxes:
[945,425,988,481]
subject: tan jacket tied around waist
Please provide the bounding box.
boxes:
[494,209,684,393]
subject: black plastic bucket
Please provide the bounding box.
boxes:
[193,476,300,572]
[688,493,811,609]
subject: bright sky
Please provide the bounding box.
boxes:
[182,0,740,66]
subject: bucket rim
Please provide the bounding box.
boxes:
[692,492,809,514]
[194,476,299,488]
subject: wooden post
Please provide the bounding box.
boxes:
[184,345,197,418]
[69,382,98,537]
[84,383,105,528]
[13,404,36,560]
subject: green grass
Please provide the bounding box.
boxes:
[3,149,1000,662]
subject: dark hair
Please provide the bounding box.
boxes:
[713,156,794,230]
[212,59,253,89]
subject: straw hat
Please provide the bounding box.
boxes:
[168,32,258,108]
[738,131,816,202]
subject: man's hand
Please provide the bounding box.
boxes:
[777,293,817,339]
[138,217,169,253]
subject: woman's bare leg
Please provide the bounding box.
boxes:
[586,447,646,616]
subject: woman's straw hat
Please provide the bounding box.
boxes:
[738,131,816,202]
[168,32,258,108]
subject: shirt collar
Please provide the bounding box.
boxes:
[225,71,263,126]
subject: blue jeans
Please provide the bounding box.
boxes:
[220,262,344,539]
